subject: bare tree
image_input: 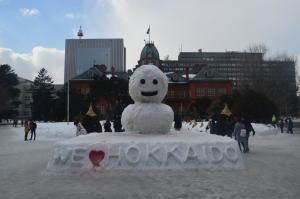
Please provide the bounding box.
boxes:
[246,43,268,57]
[241,45,298,116]
[164,54,170,61]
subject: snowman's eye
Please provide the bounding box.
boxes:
[152,79,158,85]
[140,79,146,84]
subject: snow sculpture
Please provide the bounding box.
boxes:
[46,66,244,173]
[121,64,174,134]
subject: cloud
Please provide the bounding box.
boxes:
[0,47,64,83]
[84,0,300,70]
[65,12,86,20]
[20,8,40,16]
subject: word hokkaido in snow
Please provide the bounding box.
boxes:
[90,142,241,168]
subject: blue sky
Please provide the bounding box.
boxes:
[0,0,300,83]
[0,0,88,51]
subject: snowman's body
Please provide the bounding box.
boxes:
[122,102,173,134]
[121,64,174,134]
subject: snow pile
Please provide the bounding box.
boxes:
[252,123,279,136]
[176,121,278,136]
[32,121,279,142]
[178,121,208,133]
[37,122,76,140]
[46,131,244,173]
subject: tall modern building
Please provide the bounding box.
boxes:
[64,37,126,82]
[162,49,297,115]
[163,50,296,89]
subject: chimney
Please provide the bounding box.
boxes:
[185,67,189,81]
[198,49,202,53]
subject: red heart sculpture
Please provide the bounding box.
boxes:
[89,150,105,167]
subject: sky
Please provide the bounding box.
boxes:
[0,0,300,84]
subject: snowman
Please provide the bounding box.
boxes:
[121,64,174,134]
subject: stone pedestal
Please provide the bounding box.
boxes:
[46,131,244,173]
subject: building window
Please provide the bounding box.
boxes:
[24,104,31,108]
[168,90,175,98]
[207,88,215,96]
[24,96,31,100]
[196,88,205,97]
[99,105,105,114]
[177,90,187,98]
[218,88,227,95]
[23,111,30,115]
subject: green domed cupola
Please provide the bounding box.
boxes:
[140,42,160,60]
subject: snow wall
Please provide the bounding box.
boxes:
[46,131,244,173]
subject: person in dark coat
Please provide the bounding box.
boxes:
[29,121,37,140]
[104,120,112,132]
[278,118,284,133]
[174,114,182,131]
[113,115,123,132]
[225,116,235,138]
[243,118,255,153]
[287,118,293,134]
[82,104,102,133]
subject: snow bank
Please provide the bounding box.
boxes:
[252,123,279,136]
[34,121,278,141]
[179,121,208,133]
[36,122,76,140]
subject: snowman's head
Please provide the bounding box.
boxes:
[129,65,168,103]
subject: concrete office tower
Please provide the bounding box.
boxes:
[64,38,126,82]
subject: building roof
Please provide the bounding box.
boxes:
[165,65,229,83]
[71,65,129,81]
[140,42,160,60]
[179,51,263,62]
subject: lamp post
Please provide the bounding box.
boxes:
[67,80,70,125]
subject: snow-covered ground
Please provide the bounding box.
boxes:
[0,122,299,199]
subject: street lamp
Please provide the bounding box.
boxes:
[67,80,70,124]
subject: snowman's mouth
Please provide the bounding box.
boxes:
[141,91,158,96]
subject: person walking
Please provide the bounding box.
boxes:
[272,114,277,128]
[104,120,112,132]
[287,118,293,134]
[233,118,246,152]
[13,119,17,127]
[24,120,30,141]
[243,119,255,153]
[278,118,284,133]
[29,121,37,140]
